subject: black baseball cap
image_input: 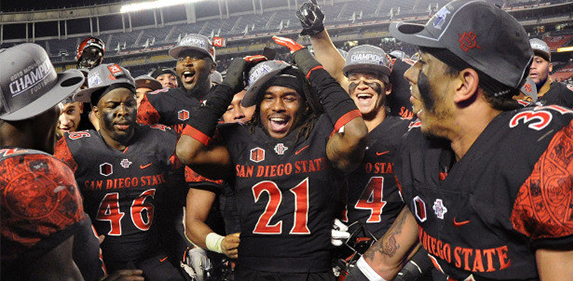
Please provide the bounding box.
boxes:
[0,43,85,121]
[389,0,533,93]
[150,67,177,79]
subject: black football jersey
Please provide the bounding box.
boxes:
[539,81,573,109]
[218,115,343,273]
[396,105,573,280]
[388,58,416,119]
[137,87,202,135]
[344,116,410,238]
[54,125,179,264]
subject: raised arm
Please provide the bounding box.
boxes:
[176,57,259,180]
[273,36,367,173]
[297,0,348,89]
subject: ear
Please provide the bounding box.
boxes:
[453,68,479,104]
[384,82,393,96]
[210,62,217,74]
[92,105,100,119]
[549,62,553,73]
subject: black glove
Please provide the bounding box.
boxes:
[221,58,248,94]
[296,0,325,36]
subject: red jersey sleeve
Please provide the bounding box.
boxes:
[137,94,161,125]
[512,121,573,240]
[0,154,85,260]
[54,137,78,173]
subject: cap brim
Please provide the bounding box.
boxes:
[135,79,163,91]
[1,70,85,121]
[343,64,391,78]
[169,46,213,61]
[73,85,106,103]
[389,22,444,49]
[241,67,289,107]
[532,50,550,62]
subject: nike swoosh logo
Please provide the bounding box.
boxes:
[376,151,390,156]
[295,145,310,155]
[140,163,152,169]
[159,256,168,262]
[453,217,470,227]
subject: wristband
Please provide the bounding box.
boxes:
[205,232,224,254]
[356,256,387,281]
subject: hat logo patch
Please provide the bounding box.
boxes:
[433,7,450,30]
[8,59,52,97]
[458,31,481,52]
[249,65,272,85]
[181,37,206,48]
[108,64,124,77]
[351,53,385,65]
[88,74,103,87]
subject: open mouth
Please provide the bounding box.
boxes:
[355,93,373,106]
[269,116,290,133]
[182,71,195,84]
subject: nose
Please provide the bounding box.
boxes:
[116,103,130,116]
[404,64,418,84]
[59,114,70,126]
[233,107,246,120]
[271,99,286,112]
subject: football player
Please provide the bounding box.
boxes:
[346,0,573,280]
[76,36,105,70]
[529,38,573,107]
[136,33,225,280]
[296,3,422,279]
[54,63,187,281]
[177,36,368,280]
[0,43,104,281]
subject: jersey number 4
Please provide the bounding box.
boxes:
[354,176,387,223]
[252,178,310,235]
[96,189,156,236]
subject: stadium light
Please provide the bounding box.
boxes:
[120,0,202,13]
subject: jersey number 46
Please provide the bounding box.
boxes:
[96,189,156,236]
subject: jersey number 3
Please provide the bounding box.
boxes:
[96,189,156,236]
[252,178,310,235]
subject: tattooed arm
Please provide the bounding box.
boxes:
[362,206,420,279]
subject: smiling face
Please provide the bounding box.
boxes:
[404,51,456,137]
[94,87,137,146]
[529,55,552,86]
[259,86,305,139]
[347,72,391,121]
[176,50,215,96]
[56,101,83,137]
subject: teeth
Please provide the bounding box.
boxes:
[357,94,371,98]
[270,117,285,122]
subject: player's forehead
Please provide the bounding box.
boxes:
[348,71,384,81]
[100,87,136,103]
